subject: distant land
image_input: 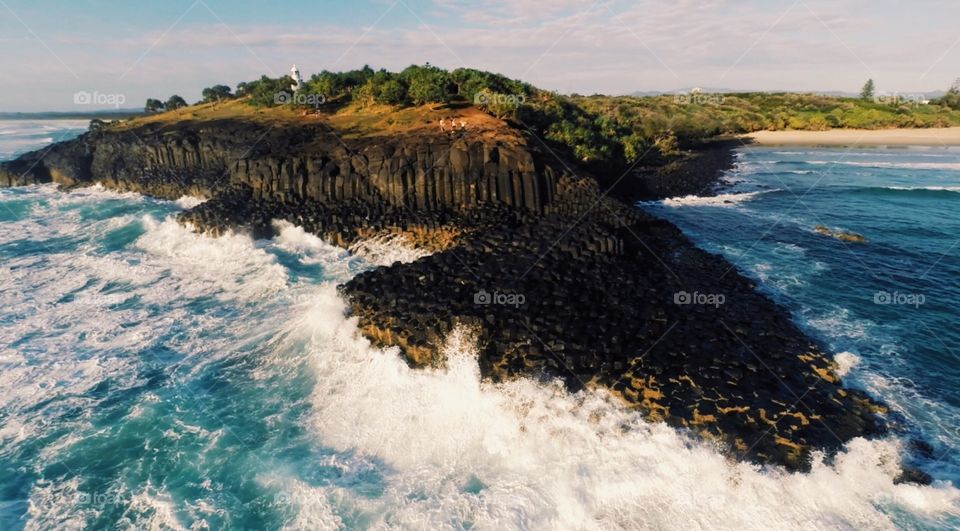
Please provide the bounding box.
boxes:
[0,109,145,120]
[629,88,949,98]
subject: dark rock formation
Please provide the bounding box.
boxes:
[1,119,561,214]
[0,117,892,472]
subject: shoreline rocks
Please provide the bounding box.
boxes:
[0,118,895,472]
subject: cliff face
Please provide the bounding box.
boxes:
[0,136,93,187]
[0,120,563,214]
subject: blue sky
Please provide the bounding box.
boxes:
[1,0,959,111]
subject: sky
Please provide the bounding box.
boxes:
[1,0,959,111]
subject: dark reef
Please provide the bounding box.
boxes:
[1,117,894,472]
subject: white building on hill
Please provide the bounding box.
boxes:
[290,64,303,92]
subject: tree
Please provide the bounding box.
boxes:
[450,68,471,95]
[860,79,875,101]
[937,78,960,109]
[236,75,295,107]
[376,79,408,105]
[307,71,347,100]
[165,95,187,111]
[344,65,375,91]
[201,84,233,103]
[144,98,164,113]
[402,65,450,106]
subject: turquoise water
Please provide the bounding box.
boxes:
[2,122,960,529]
[645,146,960,485]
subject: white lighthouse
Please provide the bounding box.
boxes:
[290,64,303,92]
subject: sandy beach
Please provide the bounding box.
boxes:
[745,127,960,146]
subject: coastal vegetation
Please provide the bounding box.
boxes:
[860,78,875,100]
[143,95,189,114]
[933,79,960,109]
[134,65,960,172]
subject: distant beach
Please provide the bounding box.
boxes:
[745,127,960,146]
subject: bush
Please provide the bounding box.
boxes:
[654,132,680,156]
[376,79,408,105]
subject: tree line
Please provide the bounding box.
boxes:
[143,85,234,113]
[140,67,960,177]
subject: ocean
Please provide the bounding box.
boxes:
[1,120,959,530]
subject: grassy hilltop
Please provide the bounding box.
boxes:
[123,65,960,174]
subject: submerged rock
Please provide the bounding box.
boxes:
[814,225,868,243]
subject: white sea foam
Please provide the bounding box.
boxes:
[834,352,862,377]
[0,192,293,467]
[25,477,97,531]
[6,185,960,529]
[0,120,88,160]
[174,195,207,209]
[657,190,775,208]
[136,215,288,299]
[752,261,807,293]
[117,488,188,530]
[805,308,871,341]
[272,286,960,530]
[809,161,960,171]
[348,232,432,266]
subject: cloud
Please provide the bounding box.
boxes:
[2,0,959,110]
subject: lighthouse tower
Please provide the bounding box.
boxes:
[290,64,303,92]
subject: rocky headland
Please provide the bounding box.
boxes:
[1,106,901,474]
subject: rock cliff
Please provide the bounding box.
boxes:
[1,119,563,215]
